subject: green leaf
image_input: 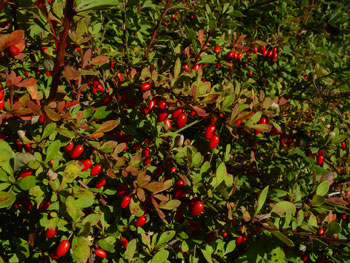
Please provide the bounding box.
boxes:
[0,191,15,208]
[222,94,235,111]
[75,197,95,208]
[156,231,175,248]
[327,221,341,234]
[14,153,36,172]
[199,54,216,64]
[98,237,116,253]
[125,239,137,260]
[215,162,232,187]
[224,240,236,255]
[64,161,83,183]
[17,176,36,191]
[72,236,90,263]
[271,201,296,216]
[191,152,202,167]
[0,141,15,166]
[159,199,181,210]
[201,244,213,263]
[316,181,329,196]
[66,196,83,222]
[82,214,100,226]
[91,106,111,120]
[311,195,325,206]
[246,111,262,125]
[255,186,269,217]
[42,123,57,140]
[174,58,181,79]
[76,0,121,12]
[152,250,169,262]
[271,231,294,247]
[45,140,61,162]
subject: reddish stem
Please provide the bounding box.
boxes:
[144,0,172,59]
[48,0,75,101]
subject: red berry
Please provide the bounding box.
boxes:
[208,135,220,149]
[142,147,150,157]
[158,100,167,110]
[95,177,106,188]
[172,108,183,119]
[148,100,156,111]
[176,113,187,129]
[237,52,243,59]
[135,215,146,227]
[95,249,107,258]
[39,199,50,211]
[64,141,74,152]
[81,159,92,171]
[205,124,216,139]
[317,155,324,165]
[236,235,243,246]
[227,50,235,58]
[191,200,204,216]
[214,46,221,54]
[222,232,228,238]
[121,195,131,208]
[90,164,102,176]
[318,149,325,155]
[248,70,253,77]
[164,118,172,129]
[341,141,346,150]
[143,156,151,165]
[157,109,168,122]
[184,64,189,72]
[141,83,151,91]
[70,145,84,159]
[45,227,57,239]
[194,64,200,71]
[120,237,128,248]
[253,45,258,53]
[9,46,19,56]
[318,228,324,235]
[56,240,70,257]
[117,72,123,82]
[109,61,115,69]
[19,170,32,178]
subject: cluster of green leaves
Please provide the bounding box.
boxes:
[0,0,350,262]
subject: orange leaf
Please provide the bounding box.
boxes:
[4,30,24,50]
[25,100,41,115]
[17,78,37,88]
[0,35,7,51]
[62,66,81,80]
[91,56,109,65]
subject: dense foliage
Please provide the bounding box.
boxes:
[0,0,350,262]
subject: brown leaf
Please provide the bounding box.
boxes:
[94,120,119,134]
[83,49,92,68]
[44,106,60,121]
[154,194,169,202]
[63,66,81,80]
[89,132,104,139]
[3,30,24,50]
[17,78,37,88]
[25,101,41,115]
[91,56,109,65]
[320,172,336,185]
[144,180,172,194]
[136,173,151,188]
[0,35,7,51]
[159,199,181,210]
[129,153,141,167]
[152,197,165,220]
[47,168,58,181]
[113,143,127,155]
[327,197,348,206]
[137,188,146,202]
[192,105,208,117]
[57,101,66,113]
[235,34,246,45]
[198,29,204,47]
[16,39,26,52]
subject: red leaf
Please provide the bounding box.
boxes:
[3,30,24,50]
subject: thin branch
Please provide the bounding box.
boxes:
[144,0,172,59]
[192,8,229,67]
[260,223,350,243]
[48,0,75,101]
[122,0,130,77]
[0,0,7,14]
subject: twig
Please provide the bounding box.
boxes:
[122,0,130,77]
[48,0,75,101]
[192,8,229,67]
[260,223,350,243]
[0,0,7,14]
[144,0,172,59]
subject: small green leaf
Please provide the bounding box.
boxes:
[152,250,169,262]
[311,195,325,206]
[271,201,296,216]
[159,199,181,210]
[42,123,57,140]
[271,231,294,247]
[156,231,176,248]
[64,161,83,183]
[76,0,121,12]
[316,181,330,196]
[72,236,90,263]
[125,239,137,260]
[14,153,36,172]
[224,240,236,255]
[174,58,181,79]
[327,221,341,234]
[199,54,216,64]
[222,94,235,111]
[255,186,269,217]
[0,191,15,208]
[0,141,15,166]
[215,162,226,188]
[45,140,61,162]
[17,176,36,191]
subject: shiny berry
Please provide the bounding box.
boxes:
[141,83,151,91]
[208,135,220,149]
[176,113,187,129]
[191,200,204,216]
[136,215,146,227]
[90,164,102,176]
[81,159,92,171]
[214,46,221,54]
[45,227,57,239]
[70,145,84,159]
[95,177,106,188]
[64,141,74,152]
[9,46,19,56]
[121,195,131,208]
[95,248,107,258]
[205,124,216,139]
[56,240,70,257]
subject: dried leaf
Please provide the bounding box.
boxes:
[17,78,37,88]
[198,29,204,47]
[25,101,41,115]
[83,49,91,68]
[91,56,108,65]
[44,106,60,121]
[63,66,81,80]
[137,188,146,202]
[3,30,24,50]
